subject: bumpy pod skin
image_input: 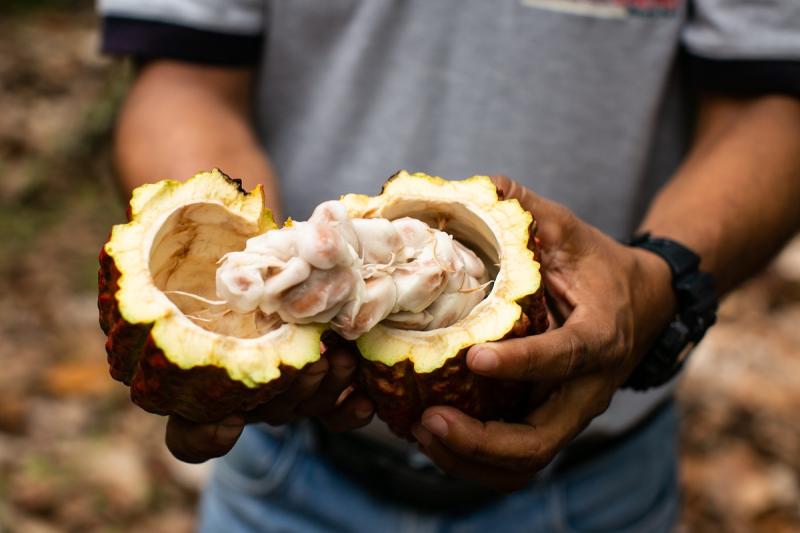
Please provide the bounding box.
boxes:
[97,171,325,424]
[99,246,149,385]
[358,238,549,440]
[99,246,300,423]
[98,170,546,436]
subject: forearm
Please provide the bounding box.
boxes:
[114,61,282,219]
[639,94,800,295]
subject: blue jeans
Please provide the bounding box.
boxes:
[199,402,679,533]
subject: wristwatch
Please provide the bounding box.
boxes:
[623,232,719,391]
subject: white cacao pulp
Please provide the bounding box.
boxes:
[215,200,490,340]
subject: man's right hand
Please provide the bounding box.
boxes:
[113,59,371,464]
[164,344,374,463]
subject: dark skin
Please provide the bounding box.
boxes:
[116,61,800,483]
[117,61,376,463]
[165,348,374,463]
[412,96,800,490]
[411,175,673,490]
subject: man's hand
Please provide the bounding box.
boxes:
[165,343,374,463]
[115,59,370,464]
[411,175,676,491]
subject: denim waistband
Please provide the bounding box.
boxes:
[313,397,674,512]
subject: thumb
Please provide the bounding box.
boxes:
[466,317,608,381]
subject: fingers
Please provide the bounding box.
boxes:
[413,377,612,477]
[412,407,554,473]
[295,347,358,416]
[491,175,542,214]
[317,390,375,433]
[414,434,531,493]
[490,176,571,229]
[165,414,245,464]
[249,345,366,427]
[490,175,567,227]
[491,175,591,259]
[297,342,373,431]
[164,348,365,464]
[246,358,329,425]
[523,374,613,430]
[467,311,613,381]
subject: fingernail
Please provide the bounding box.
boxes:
[221,415,245,427]
[215,420,244,443]
[422,414,449,438]
[332,359,357,378]
[355,403,373,419]
[412,424,433,446]
[469,348,498,372]
[308,359,329,375]
[303,367,327,385]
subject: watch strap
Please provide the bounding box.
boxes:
[624,233,718,390]
[629,233,699,278]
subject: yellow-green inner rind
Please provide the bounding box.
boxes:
[103,169,324,388]
[342,171,541,373]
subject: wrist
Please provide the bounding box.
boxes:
[624,233,719,390]
[629,246,677,354]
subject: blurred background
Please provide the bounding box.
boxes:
[0,2,799,532]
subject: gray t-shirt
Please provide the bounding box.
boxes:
[100,0,800,436]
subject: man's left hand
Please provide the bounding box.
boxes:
[411,175,677,492]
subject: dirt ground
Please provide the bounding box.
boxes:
[1,3,799,532]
